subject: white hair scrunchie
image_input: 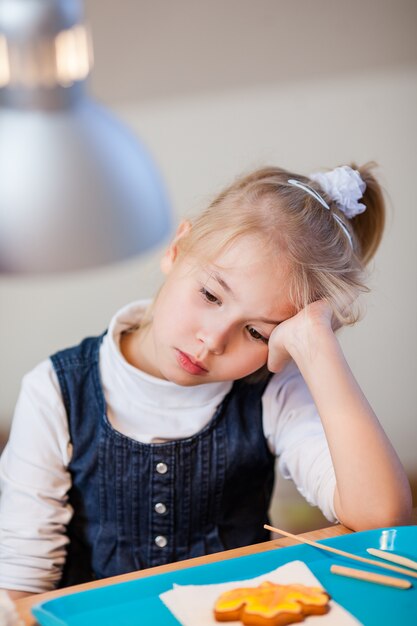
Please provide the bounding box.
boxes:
[309,165,366,219]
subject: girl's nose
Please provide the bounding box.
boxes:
[195,328,227,358]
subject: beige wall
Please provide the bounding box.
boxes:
[0,2,416,484]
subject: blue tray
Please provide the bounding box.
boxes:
[32,526,417,626]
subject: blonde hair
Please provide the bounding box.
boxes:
[177,162,385,325]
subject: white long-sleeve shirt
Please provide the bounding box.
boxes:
[0,301,337,593]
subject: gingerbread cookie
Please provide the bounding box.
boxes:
[213,581,330,625]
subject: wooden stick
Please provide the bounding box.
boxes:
[263,524,417,579]
[366,548,417,571]
[330,565,412,589]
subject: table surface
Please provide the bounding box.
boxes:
[15,509,417,626]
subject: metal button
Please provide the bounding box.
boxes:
[155,535,167,548]
[155,502,167,515]
[156,462,168,474]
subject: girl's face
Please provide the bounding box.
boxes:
[134,232,295,385]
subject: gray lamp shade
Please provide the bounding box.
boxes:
[0,102,172,272]
[0,0,172,273]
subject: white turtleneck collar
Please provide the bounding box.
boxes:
[99,300,232,442]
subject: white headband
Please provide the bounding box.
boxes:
[287,179,353,247]
[288,166,367,248]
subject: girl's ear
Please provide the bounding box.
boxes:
[160,220,192,274]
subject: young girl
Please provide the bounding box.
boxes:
[0,164,412,599]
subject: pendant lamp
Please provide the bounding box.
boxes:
[0,0,172,273]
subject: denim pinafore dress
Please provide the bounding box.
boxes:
[51,334,275,587]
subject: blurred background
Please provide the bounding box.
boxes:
[0,0,416,531]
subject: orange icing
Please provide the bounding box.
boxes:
[214,581,330,623]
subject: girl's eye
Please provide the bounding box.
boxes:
[247,327,269,344]
[200,287,220,305]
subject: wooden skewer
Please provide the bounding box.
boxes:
[330,565,412,589]
[366,548,417,571]
[263,524,417,579]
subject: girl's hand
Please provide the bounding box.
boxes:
[267,300,335,373]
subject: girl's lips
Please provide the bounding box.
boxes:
[175,349,208,375]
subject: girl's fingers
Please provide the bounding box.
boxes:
[266,325,292,372]
[267,348,292,373]
[267,300,335,372]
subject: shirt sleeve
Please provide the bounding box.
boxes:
[262,362,338,523]
[0,360,73,593]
